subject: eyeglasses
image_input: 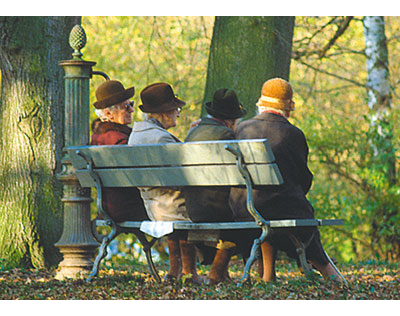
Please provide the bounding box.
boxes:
[118,100,134,110]
[127,100,134,108]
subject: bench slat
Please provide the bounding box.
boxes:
[67,139,276,170]
[95,219,344,230]
[76,163,282,187]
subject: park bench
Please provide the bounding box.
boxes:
[66,139,347,286]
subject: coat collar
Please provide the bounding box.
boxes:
[91,118,132,136]
[131,120,166,132]
[199,116,228,127]
[253,112,290,124]
[131,120,181,143]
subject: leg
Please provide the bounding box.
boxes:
[180,239,203,284]
[260,241,277,282]
[208,248,234,284]
[167,235,182,279]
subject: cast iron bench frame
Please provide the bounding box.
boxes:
[66,139,347,286]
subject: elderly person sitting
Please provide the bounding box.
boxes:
[230,78,344,282]
[128,82,202,284]
[185,88,247,284]
[91,80,149,223]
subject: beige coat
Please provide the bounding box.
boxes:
[128,119,190,221]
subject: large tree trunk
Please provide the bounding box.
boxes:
[203,16,294,117]
[0,16,79,268]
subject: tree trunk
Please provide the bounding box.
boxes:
[363,16,396,183]
[363,16,398,260]
[0,16,80,268]
[203,16,294,117]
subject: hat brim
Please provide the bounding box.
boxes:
[205,102,247,119]
[139,97,186,113]
[256,98,294,111]
[93,86,135,109]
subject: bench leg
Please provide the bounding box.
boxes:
[288,233,312,276]
[86,228,118,282]
[144,247,160,282]
[134,231,161,282]
[324,250,349,286]
[289,233,348,286]
[237,225,269,287]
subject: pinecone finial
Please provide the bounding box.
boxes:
[69,25,87,60]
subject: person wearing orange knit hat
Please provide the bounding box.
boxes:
[229,78,345,283]
[256,77,295,116]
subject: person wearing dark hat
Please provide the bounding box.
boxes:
[229,78,344,283]
[184,88,247,284]
[91,80,149,223]
[128,82,202,284]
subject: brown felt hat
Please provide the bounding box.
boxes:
[93,80,135,109]
[139,82,185,113]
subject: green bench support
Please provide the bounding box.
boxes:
[66,139,347,286]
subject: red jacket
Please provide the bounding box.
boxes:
[90,119,149,222]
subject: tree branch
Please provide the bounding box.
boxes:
[296,59,365,87]
[318,16,354,59]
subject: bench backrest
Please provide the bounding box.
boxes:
[66,139,283,188]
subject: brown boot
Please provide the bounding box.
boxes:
[166,236,182,279]
[179,239,203,284]
[209,248,233,284]
[260,241,277,282]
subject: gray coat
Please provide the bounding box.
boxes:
[128,119,181,145]
[128,119,189,221]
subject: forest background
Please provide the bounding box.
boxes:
[83,16,400,264]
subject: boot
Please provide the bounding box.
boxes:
[180,239,202,284]
[166,237,182,280]
[261,241,277,282]
[209,248,234,284]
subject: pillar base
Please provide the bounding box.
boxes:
[55,245,97,280]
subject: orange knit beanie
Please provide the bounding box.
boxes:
[256,78,295,111]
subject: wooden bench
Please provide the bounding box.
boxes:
[66,139,347,286]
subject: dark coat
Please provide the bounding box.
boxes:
[229,113,328,265]
[229,112,314,221]
[90,119,149,222]
[184,117,235,223]
[183,117,243,258]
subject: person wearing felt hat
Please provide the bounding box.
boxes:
[90,80,149,223]
[185,88,247,284]
[128,82,203,284]
[229,78,344,283]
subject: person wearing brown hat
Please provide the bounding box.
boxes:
[229,78,344,283]
[90,80,149,223]
[128,82,203,284]
[185,88,247,284]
